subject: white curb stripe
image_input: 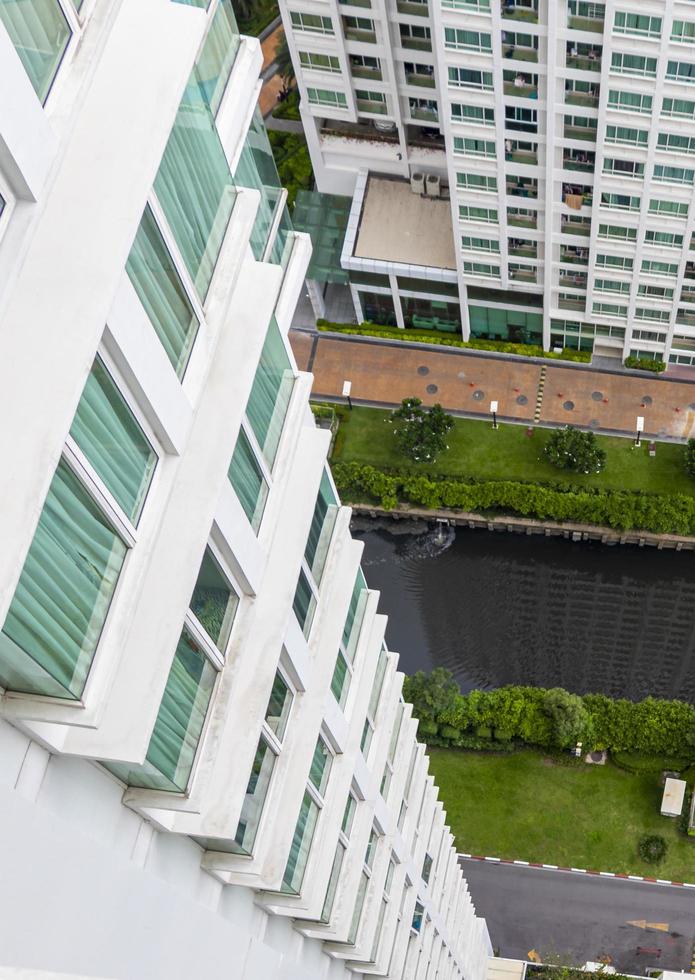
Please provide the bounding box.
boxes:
[458,854,694,887]
[543,864,558,870]
[514,860,530,866]
[600,872,615,877]
[485,856,501,862]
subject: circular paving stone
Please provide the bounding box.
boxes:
[591,391,603,401]
[642,395,653,406]
[472,389,485,401]
[426,383,438,394]
[417,365,430,376]
[563,400,575,411]
[516,394,528,406]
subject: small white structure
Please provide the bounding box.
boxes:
[661,778,687,817]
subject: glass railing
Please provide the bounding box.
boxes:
[270,206,296,271]
[234,107,286,261]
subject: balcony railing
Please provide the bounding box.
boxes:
[681,288,695,303]
[507,181,537,198]
[677,312,695,327]
[501,3,538,23]
[563,154,594,172]
[345,27,377,41]
[503,81,538,98]
[503,45,538,63]
[406,72,435,87]
[410,106,438,121]
[357,99,387,114]
[559,275,587,288]
[559,296,586,310]
[509,267,537,282]
[508,213,537,228]
[568,15,604,32]
[321,120,399,143]
[396,0,429,13]
[508,243,537,257]
[560,249,589,265]
[401,35,432,50]
[685,264,695,280]
[507,148,538,164]
[564,90,599,107]
[563,125,597,142]
[351,65,383,79]
[566,54,601,71]
[561,220,591,236]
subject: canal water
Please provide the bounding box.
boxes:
[353,518,695,702]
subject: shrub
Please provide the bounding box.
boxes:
[544,427,606,475]
[543,688,593,748]
[390,397,454,464]
[638,834,668,864]
[475,725,493,739]
[685,439,695,479]
[624,356,666,373]
[611,751,694,774]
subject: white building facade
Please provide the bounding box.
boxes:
[0,3,492,979]
[282,0,695,366]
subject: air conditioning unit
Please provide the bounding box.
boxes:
[425,174,441,198]
[410,172,425,195]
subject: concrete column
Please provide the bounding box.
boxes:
[305,278,326,320]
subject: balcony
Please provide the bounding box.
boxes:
[563,184,592,207]
[564,89,599,107]
[677,311,695,327]
[504,74,538,98]
[560,247,589,265]
[508,240,537,257]
[396,0,429,14]
[357,99,388,114]
[561,219,591,236]
[401,35,432,51]
[406,124,445,149]
[502,44,538,63]
[351,65,383,80]
[559,296,586,311]
[559,273,587,288]
[501,2,538,23]
[410,105,438,121]
[345,27,377,41]
[563,124,597,142]
[685,263,695,281]
[507,211,537,228]
[405,71,435,87]
[563,151,595,172]
[681,287,695,303]
[340,0,372,7]
[567,15,604,32]
[566,47,602,72]
[507,148,538,164]
[509,266,537,282]
[320,119,400,144]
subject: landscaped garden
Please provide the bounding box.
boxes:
[427,747,695,881]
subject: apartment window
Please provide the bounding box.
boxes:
[189,547,239,653]
[321,831,348,922]
[462,236,500,253]
[635,309,670,323]
[600,192,640,211]
[611,53,656,77]
[356,89,387,113]
[412,900,425,933]
[653,164,695,185]
[452,104,493,127]
[672,21,695,45]
[596,253,633,270]
[444,28,491,51]
[666,60,695,83]
[641,259,678,276]
[463,261,500,277]
[605,125,647,147]
[399,23,431,47]
[0,0,72,104]
[380,703,404,802]
[126,206,200,379]
[459,205,498,223]
[454,137,495,158]
[351,54,381,78]
[292,568,317,637]
[422,852,433,884]
[603,158,644,178]
[457,172,497,192]
[607,89,652,114]
[505,105,537,132]
[290,11,334,33]
[307,87,347,109]
[592,302,627,318]
[568,0,604,19]
[613,11,661,38]
[658,132,695,155]
[228,670,294,854]
[448,67,493,90]
[649,199,688,218]
[299,51,341,73]
[331,570,369,707]
[361,643,388,758]
[282,735,333,893]
[594,278,630,295]
[196,0,241,116]
[245,317,294,469]
[343,15,375,39]
[638,284,674,299]
[442,0,490,8]
[645,230,683,248]
[228,428,268,532]
[598,224,636,242]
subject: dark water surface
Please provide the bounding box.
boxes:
[353,518,695,701]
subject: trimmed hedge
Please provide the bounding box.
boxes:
[332,461,695,535]
[316,319,592,363]
[624,355,666,373]
[611,751,693,774]
[402,671,695,758]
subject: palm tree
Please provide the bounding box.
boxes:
[275,30,296,97]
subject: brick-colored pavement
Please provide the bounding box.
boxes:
[290,331,695,441]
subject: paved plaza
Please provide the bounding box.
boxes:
[291,331,695,441]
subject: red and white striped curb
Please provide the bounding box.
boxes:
[458,853,695,888]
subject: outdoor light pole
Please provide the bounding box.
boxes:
[342,380,353,411]
[635,415,644,447]
[490,400,498,430]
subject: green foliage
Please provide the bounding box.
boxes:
[232,0,278,36]
[315,320,592,362]
[685,439,695,479]
[267,130,312,210]
[544,426,606,475]
[624,356,666,373]
[272,88,301,120]
[332,461,695,536]
[637,834,668,863]
[390,397,454,464]
[402,670,695,758]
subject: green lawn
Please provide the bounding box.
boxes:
[428,748,695,881]
[330,406,695,497]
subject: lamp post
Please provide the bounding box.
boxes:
[490,400,498,430]
[342,380,353,411]
[635,415,644,447]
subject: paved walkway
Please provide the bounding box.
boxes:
[290,330,695,441]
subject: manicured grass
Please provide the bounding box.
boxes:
[331,406,695,497]
[428,748,695,881]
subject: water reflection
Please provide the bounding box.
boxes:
[353,518,695,702]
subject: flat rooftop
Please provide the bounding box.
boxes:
[353,176,456,270]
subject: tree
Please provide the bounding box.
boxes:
[544,426,606,474]
[542,687,592,748]
[402,668,459,730]
[390,397,454,463]
[274,30,295,98]
[684,439,695,478]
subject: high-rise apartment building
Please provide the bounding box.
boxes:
[0,2,492,978]
[283,0,695,367]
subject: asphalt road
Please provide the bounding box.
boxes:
[460,859,695,974]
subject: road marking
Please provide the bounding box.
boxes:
[627,921,669,931]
